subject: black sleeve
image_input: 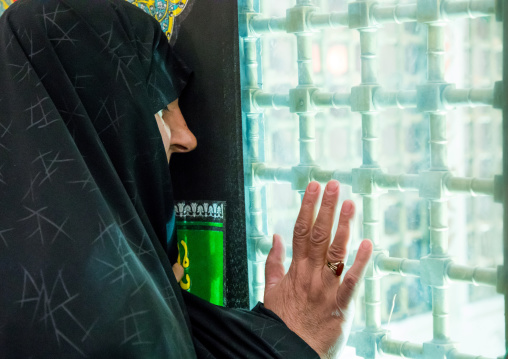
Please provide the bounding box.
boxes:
[181,290,320,359]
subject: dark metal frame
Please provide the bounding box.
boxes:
[170,1,248,308]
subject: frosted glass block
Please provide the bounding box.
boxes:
[239,0,503,357]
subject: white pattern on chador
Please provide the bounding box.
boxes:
[175,201,225,219]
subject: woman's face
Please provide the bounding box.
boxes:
[154,99,197,162]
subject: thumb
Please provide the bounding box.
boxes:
[264,234,286,293]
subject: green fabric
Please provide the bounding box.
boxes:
[177,222,224,306]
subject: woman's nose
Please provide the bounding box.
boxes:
[169,120,197,153]
[163,99,197,156]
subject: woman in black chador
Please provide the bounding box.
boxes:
[0,0,372,357]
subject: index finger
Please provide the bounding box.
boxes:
[292,181,321,262]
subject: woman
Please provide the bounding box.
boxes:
[0,0,372,357]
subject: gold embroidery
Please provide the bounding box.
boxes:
[128,0,189,41]
[178,240,190,290]
[0,0,14,12]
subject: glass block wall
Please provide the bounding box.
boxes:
[239,0,504,357]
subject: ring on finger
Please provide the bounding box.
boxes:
[326,261,345,277]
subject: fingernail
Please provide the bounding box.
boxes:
[308,182,319,193]
[361,240,372,250]
[327,180,339,193]
[342,200,353,215]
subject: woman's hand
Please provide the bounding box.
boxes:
[264,180,373,358]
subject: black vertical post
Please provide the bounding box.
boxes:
[170,2,248,308]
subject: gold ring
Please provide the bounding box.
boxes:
[326,261,345,277]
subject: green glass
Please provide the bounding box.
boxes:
[176,221,224,306]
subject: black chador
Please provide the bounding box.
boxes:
[0,0,318,357]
